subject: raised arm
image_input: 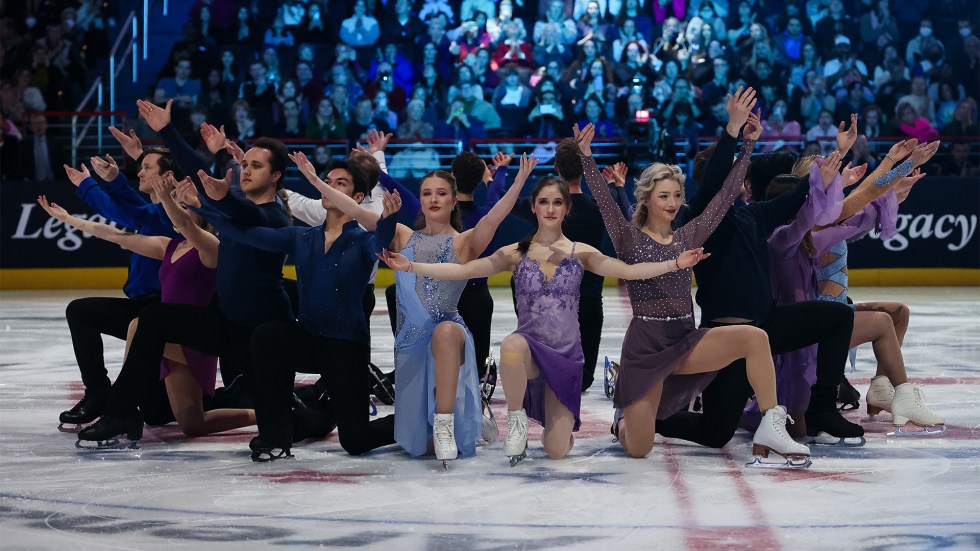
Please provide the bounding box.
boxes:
[676,111,760,248]
[576,242,709,280]
[769,153,844,259]
[379,172,421,219]
[576,123,633,251]
[138,100,211,193]
[459,153,538,261]
[363,198,401,260]
[290,151,381,229]
[378,244,520,280]
[36,195,169,260]
[687,86,757,218]
[602,162,633,219]
[485,151,514,206]
[153,176,220,268]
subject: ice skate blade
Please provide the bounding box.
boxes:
[603,357,618,399]
[58,423,83,434]
[75,438,140,450]
[746,456,812,469]
[250,449,293,462]
[507,451,527,467]
[441,460,451,470]
[807,432,866,447]
[887,423,947,437]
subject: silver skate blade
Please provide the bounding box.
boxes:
[58,423,83,433]
[745,456,812,469]
[807,432,866,447]
[508,451,527,467]
[75,438,140,450]
[887,424,947,437]
[442,460,450,470]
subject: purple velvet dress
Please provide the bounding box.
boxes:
[762,163,899,413]
[158,239,219,394]
[581,139,755,416]
[512,245,585,430]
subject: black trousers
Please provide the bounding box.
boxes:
[509,276,605,391]
[579,295,604,391]
[65,295,174,425]
[656,300,854,448]
[105,302,258,419]
[251,320,396,455]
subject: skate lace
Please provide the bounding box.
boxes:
[912,385,925,404]
[434,418,454,446]
[506,413,526,441]
[785,414,795,426]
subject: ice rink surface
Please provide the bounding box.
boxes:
[1,286,978,550]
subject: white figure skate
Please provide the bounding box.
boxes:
[747,406,812,469]
[433,413,457,469]
[504,408,529,467]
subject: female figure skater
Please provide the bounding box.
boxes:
[577,114,811,467]
[382,153,538,467]
[379,173,711,464]
[38,174,256,441]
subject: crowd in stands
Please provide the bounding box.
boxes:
[2,0,979,181]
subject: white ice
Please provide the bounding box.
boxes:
[1,287,978,550]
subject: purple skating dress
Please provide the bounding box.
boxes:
[512,244,586,430]
[158,239,219,394]
[581,140,755,416]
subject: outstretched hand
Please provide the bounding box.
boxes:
[382,189,403,219]
[602,162,628,187]
[835,113,858,155]
[841,162,868,187]
[365,128,392,155]
[817,150,843,187]
[224,140,246,165]
[174,177,201,208]
[36,195,69,220]
[909,140,940,167]
[513,153,539,188]
[491,151,514,169]
[196,168,232,201]
[108,126,143,160]
[676,247,711,269]
[895,168,926,203]
[89,154,119,182]
[63,163,91,187]
[136,99,173,132]
[743,108,762,141]
[726,86,757,135]
[150,172,177,201]
[376,248,412,271]
[200,123,227,155]
[572,122,595,157]
[887,139,917,163]
[288,151,319,183]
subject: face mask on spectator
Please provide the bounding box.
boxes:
[920,26,932,37]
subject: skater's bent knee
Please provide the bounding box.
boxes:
[432,321,464,343]
[500,333,528,356]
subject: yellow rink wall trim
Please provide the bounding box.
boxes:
[1,267,977,290]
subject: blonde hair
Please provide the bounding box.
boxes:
[792,155,818,177]
[632,163,685,227]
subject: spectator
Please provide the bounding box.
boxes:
[274,78,306,125]
[814,0,856,52]
[492,68,533,108]
[693,1,726,44]
[578,96,619,138]
[799,73,835,128]
[614,41,655,87]
[563,39,600,85]
[655,16,685,64]
[805,109,838,151]
[309,145,332,176]
[414,63,447,117]
[935,80,963,130]
[156,59,201,109]
[574,58,615,107]
[271,98,303,138]
[218,49,241,93]
[418,0,456,24]
[460,0,496,22]
[726,2,756,48]
[846,135,879,170]
[860,104,886,138]
[822,35,868,92]
[942,99,979,137]
[296,2,334,44]
[306,97,346,140]
[486,0,518,45]
[371,91,398,131]
[397,98,436,140]
[941,141,979,177]
[575,1,615,50]
[617,0,655,42]
[761,99,802,152]
[895,101,939,142]
[23,113,66,181]
[896,76,936,124]
[492,20,535,71]
[905,19,944,67]
[788,41,822,92]
[228,99,258,141]
[324,64,364,112]
[223,6,259,48]
[434,97,487,142]
[340,0,381,66]
[662,78,702,122]
[533,23,574,68]
[699,94,729,136]
[701,57,733,107]
[612,19,649,63]
[238,60,277,133]
[535,0,578,45]
[260,47,283,86]
[835,81,872,124]
[527,88,566,138]
[200,69,231,126]
[385,0,425,58]
[469,48,500,93]
[859,0,900,52]
[949,36,980,102]
[263,15,295,49]
[294,61,323,106]
[346,95,391,142]
[665,101,703,157]
[459,82,501,130]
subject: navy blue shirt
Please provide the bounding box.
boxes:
[159,123,293,327]
[680,132,809,323]
[209,215,397,343]
[75,173,179,298]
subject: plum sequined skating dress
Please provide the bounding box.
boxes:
[581,140,755,415]
[512,244,586,430]
[393,232,482,457]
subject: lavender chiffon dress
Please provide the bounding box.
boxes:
[512,245,586,430]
